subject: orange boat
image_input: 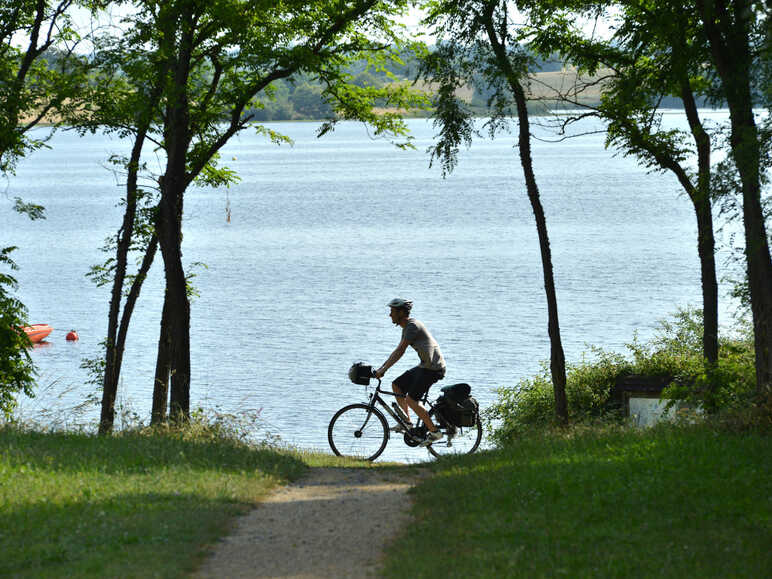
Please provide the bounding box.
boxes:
[23,323,53,343]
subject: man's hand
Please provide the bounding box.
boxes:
[374,368,385,379]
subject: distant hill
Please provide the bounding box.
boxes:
[23,47,719,126]
[526,68,609,104]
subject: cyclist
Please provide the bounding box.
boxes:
[374,298,446,446]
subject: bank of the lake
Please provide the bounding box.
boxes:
[2,423,769,578]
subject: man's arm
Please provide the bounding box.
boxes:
[375,339,409,378]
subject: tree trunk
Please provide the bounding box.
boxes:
[156,8,194,422]
[99,126,150,434]
[695,198,719,364]
[736,133,772,397]
[482,12,569,424]
[512,81,569,424]
[156,175,192,422]
[151,290,171,424]
[619,114,721,374]
[696,0,772,397]
[679,75,719,367]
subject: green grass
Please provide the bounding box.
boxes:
[0,425,318,578]
[6,422,768,578]
[382,424,771,578]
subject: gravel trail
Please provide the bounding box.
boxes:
[193,467,427,578]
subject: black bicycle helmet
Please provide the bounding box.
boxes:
[387,298,413,312]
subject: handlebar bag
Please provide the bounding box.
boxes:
[348,362,373,385]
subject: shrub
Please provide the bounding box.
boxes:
[486,349,631,445]
[665,338,758,418]
[0,247,36,418]
[486,308,759,445]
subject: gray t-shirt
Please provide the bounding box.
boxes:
[402,318,446,373]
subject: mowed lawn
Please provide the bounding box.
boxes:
[383,424,771,578]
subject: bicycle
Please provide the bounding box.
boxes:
[327,364,483,461]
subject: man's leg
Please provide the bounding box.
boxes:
[405,395,437,432]
[392,382,410,421]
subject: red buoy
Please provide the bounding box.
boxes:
[66,330,79,341]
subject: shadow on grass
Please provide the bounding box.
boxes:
[1,489,255,578]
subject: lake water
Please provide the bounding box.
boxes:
[2,112,739,461]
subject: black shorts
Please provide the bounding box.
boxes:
[394,366,444,401]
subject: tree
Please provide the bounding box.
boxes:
[89,0,423,431]
[74,15,170,433]
[0,0,87,174]
[527,2,723,377]
[526,0,770,402]
[0,247,36,417]
[693,0,772,400]
[421,0,569,424]
[1,0,91,412]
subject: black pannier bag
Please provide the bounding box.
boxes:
[441,383,471,401]
[437,383,478,427]
[348,362,373,385]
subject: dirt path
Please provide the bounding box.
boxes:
[193,467,428,578]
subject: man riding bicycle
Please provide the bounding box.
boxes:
[374,298,446,446]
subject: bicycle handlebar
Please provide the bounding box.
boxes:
[367,366,381,384]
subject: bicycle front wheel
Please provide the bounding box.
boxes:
[427,407,483,458]
[328,403,389,461]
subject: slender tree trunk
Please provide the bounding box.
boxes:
[512,81,569,424]
[151,290,171,424]
[99,128,150,434]
[156,7,194,422]
[624,121,720,370]
[697,0,772,397]
[736,132,772,397]
[483,11,569,424]
[616,99,719,370]
[99,234,158,434]
[166,254,191,422]
[157,176,192,422]
[680,75,719,366]
[97,67,165,434]
[695,199,719,364]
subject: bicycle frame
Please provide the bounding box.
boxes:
[362,377,432,434]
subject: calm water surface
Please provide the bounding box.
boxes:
[2,113,738,461]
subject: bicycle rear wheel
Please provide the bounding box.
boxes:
[427,407,482,457]
[328,403,389,461]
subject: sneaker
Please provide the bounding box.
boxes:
[390,423,412,433]
[419,429,443,447]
